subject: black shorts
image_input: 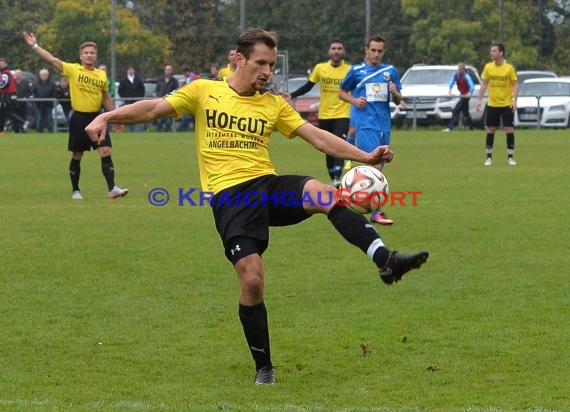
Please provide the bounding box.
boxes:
[211,174,312,263]
[485,106,514,128]
[68,111,111,152]
[318,118,350,139]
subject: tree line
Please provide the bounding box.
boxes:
[2,0,569,81]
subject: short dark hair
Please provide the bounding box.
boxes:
[330,39,344,46]
[492,43,505,56]
[236,28,279,59]
[79,41,97,52]
[366,36,385,48]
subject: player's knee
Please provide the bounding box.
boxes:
[98,146,112,157]
[236,266,264,299]
[302,179,337,214]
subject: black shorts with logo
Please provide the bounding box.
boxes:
[68,111,111,152]
[485,106,514,128]
[211,174,312,263]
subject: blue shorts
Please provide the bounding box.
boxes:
[355,129,391,153]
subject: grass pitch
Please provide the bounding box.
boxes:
[1,128,569,411]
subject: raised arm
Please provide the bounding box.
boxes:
[23,32,64,72]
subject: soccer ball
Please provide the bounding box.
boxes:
[339,165,390,214]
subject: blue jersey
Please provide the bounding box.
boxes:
[340,62,401,132]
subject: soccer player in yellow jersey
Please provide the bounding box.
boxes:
[23,31,128,199]
[288,40,351,187]
[218,48,237,79]
[85,28,428,385]
[477,43,519,166]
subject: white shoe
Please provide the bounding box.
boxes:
[508,157,517,166]
[72,190,84,200]
[442,128,451,132]
[108,185,129,198]
[484,158,492,166]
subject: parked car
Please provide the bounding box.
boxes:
[394,64,486,127]
[514,78,570,128]
[279,77,320,126]
[517,70,557,84]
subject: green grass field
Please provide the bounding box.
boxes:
[1,129,569,411]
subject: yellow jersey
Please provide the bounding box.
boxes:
[309,60,351,119]
[165,79,306,194]
[218,64,235,79]
[481,60,518,107]
[61,62,108,112]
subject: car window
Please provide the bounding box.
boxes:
[520,81,570,97]
[402,69,454,85]
[518,72,557,84]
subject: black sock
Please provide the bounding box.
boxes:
[506,133,515,151]
[485,133,495,152]
[239,302,272,370]
[101,155,115,191]
[69,158,81,192]
[327,204,390,268]
[326,154,335,180]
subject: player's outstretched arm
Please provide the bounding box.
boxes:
[85,99,177,144]
[295,123,393,165]
[23,32,64,72]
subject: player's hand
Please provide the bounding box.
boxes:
[85,116,109,144]
[368,145,394,164]
[476,100,482,112]
[112,123,124,133]
[354,96,367,109]
[23,31,36,47]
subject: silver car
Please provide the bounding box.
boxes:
[515,78,570,128]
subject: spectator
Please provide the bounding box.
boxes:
[176,68,200,132]
[14,69,33,133]
[443,63,474,132]
[154,64,178,131]
[209,62,220,79]
[118,66,146,131]
[32,68,57,133]
[0,57,17,135]
[56,76,72,127]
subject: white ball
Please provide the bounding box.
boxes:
[339,165,390,214]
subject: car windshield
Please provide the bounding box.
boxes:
[402,69,453,85]
[520,82,570,97]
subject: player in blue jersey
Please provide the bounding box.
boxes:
[339,35,402,225]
